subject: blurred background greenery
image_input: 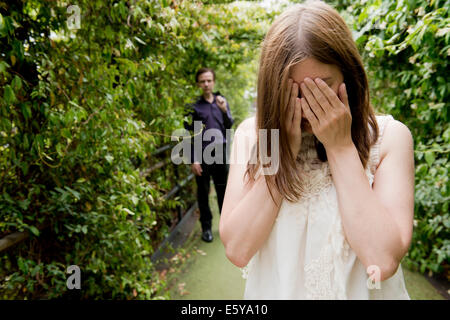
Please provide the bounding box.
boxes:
[0,0,448,299]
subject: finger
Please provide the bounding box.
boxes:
[300,97,319,129]
[304,78,332,116]
[293,97,302,129]
[314,78,341,112]
[338,82,350,112]
[300,82,325,122]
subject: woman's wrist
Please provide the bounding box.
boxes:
[325,140,356,159]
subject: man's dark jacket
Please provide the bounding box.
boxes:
[184,91,233,163]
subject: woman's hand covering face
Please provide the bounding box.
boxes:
[300,77,353,150]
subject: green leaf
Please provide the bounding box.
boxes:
[130,195,139,206]
[20,162,29,176]
[21,104,32,120]
[122,208,135,216]
[64,186,80,200]
[3,85,16,104]
[56,143,64,157]
[0,60,10,74]
[424,151,435,166]
[11,75,22,91]
[61,128,72,139]
[0,13,4,31]
[29,226,40,236]
[105,154,114,164]
[17,257,27,273]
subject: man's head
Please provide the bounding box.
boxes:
[196,68,215,95]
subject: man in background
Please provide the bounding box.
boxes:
[184,67,233,242]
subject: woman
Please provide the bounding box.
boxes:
[219,1,414,299]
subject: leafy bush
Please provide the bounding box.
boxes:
[0,0,272,299]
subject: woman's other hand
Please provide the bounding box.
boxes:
[285,79,303,158]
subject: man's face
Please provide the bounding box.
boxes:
[197,71,215,95]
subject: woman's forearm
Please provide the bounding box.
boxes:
[326,143,403,279]
[220,175,282,268]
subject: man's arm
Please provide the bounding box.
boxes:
[223,100,234,129]
[216,94,234,129]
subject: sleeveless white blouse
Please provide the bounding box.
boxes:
[241,114,410,300]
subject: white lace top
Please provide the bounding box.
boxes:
[241,114,410,300]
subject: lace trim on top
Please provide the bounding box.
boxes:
[241,260,252,279]
[304,245,335,299]
[304,194,351,299]
[295,132,333,202]
[369,115,394,173]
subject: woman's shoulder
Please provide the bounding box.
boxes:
[231,116,258,154]
[236,116,257,137]
[237,116,256,130]
[375,114,413,164]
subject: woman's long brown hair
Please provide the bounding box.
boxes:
[245,1,379,204]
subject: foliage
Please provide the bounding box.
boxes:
[6,0,446,299]
[0,0,274,299]
[331,0,449,276]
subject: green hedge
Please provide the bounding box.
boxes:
[0,0,272,299]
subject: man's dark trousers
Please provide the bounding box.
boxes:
[195,144,229,231]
